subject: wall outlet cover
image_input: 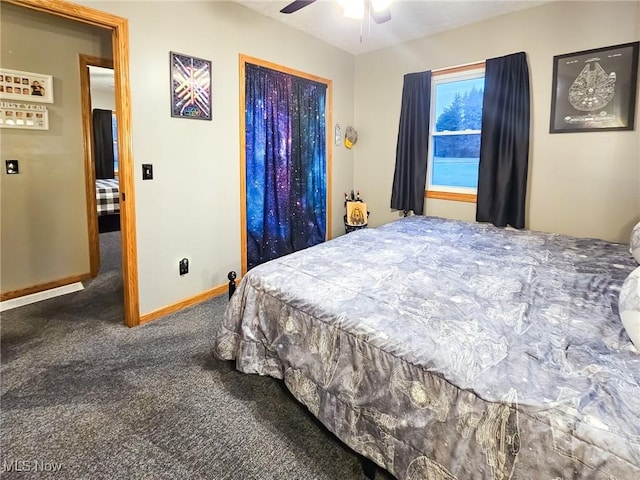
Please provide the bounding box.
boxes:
[179,258,189,275]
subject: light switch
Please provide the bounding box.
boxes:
[5,160,19,174]
[142,164,153,180]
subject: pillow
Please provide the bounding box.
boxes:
[619,266,640,352]
[631,221,640,263]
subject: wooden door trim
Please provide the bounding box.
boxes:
[79,55,113,278]
[6,0,140,327]
[0,273,92,302]
[238,54,333,275]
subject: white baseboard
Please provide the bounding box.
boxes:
[0,283,85,312]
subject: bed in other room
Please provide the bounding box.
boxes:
[213,216,640,479]
[96,178,119,233]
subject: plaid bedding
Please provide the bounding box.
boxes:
[95,178,119,216]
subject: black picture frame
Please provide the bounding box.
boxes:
[550,41,639,133]
[170,52,212,120]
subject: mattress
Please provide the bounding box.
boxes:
[213,216,640,479]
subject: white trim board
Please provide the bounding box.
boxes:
[0,283,84,312]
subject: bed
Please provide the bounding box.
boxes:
[96,178,120,232]
[213,216,640,479]
[95,178,120,216]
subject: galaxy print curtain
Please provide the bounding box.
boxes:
[245,63,327,270]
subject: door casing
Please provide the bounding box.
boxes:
[6,0,140,327]
[238,54,333,275]
[79,55,114,278]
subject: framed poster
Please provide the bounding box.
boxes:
[0,102,49,130]
[170,52,212,120]
[0,68,53,104]
[550,42,639,133]
[346,201,368,227]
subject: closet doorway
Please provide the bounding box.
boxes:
[239,54,333,274]
[12,0,140,327]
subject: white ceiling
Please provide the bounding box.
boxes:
[86,0,551,95]
[88,65,114,92]
[233,0,550,55]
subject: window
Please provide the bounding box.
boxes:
[426,64,485,202]
[111,112,119,175]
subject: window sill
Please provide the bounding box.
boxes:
[425,191,477,203]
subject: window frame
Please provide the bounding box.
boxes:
[425,62,485,203]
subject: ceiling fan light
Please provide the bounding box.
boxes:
[337,0,360,8]
[371,0,392,13]
[341,0,364,20]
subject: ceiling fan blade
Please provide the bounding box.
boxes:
[371,7,391,24]
[280,0,317,14]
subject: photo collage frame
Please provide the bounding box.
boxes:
[0,102,48,130]
[0,68,52,130]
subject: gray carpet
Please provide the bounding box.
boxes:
[1,232,394,479]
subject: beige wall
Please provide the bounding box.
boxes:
[0,3,112,293]
[9,0,635,315]
[90,86,115,111]
[82,1,355,315]
[354,1,640,243]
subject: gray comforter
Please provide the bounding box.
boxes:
[213,216,640,479]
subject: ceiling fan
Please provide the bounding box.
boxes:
[280,0,392,24]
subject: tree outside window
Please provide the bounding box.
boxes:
[427,66,485,199]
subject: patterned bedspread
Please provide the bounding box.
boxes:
[96,178,119,216]
[213,216,640,479]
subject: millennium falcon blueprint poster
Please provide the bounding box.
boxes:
[550,42,638,133]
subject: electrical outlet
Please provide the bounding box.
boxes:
[179,258,189,276]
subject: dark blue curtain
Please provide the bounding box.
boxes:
[245,64,327,270]
[476,52,530,229]
[92,109,114,179]
[390,71,431,215]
